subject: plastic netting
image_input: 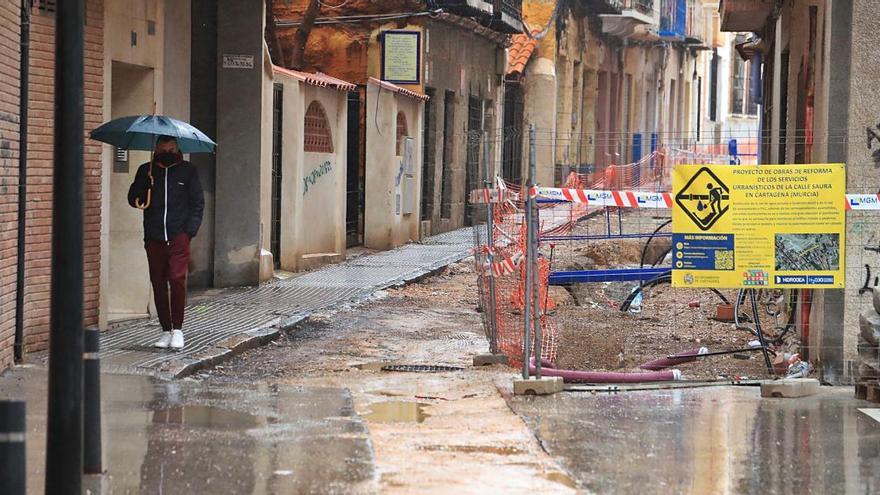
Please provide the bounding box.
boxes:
[472,145,755,372]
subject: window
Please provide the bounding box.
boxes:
[304,101,333,153]
[36,0,56,15]
[396,112,408,156]
[731,49,758,116]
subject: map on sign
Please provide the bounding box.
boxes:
[671,164,846,289]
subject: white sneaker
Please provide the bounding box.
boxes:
[154,333,172,349]
[170,330,184,350]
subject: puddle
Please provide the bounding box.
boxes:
[544,471,577,488]
[363,401,429,423]
[420,444,525,456]
[151,405,263,430]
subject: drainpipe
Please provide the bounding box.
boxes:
[14,0,30,363]
[616,40,627,162]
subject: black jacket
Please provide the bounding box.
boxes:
[128,160,205,242]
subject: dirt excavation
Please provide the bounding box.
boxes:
[531,208,796,380]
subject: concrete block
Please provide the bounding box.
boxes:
[298,252,345,271]
[867,385,880,404]
[859,310,880,346]
[259,249,274,282]
[513,376,564,396]
[473,354,509,366]
[760,378,821,398]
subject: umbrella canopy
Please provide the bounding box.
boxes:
[90,114,216,153]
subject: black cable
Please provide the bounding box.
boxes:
[639,219,672,274]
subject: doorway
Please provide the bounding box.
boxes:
[108,61,155,322]
[270,83,283,267]
[502,82,524,184]
[465,96,483,226]
[345,91,364,247]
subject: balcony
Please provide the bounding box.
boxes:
[582,0,623,15]
[435,0,524,34]
[684,0,707,46]
[435,0,495,20]
[493,0,525,33]
[719,0,774,32]
[601,0,656,38]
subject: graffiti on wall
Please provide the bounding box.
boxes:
[866,124,880,168]
[853,220,880,294]
[858,123,880,293]
[304,160,332,195]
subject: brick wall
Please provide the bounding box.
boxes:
[23,1,103,356]
[0,3,21,369]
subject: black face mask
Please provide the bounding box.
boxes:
[155,152,179,167]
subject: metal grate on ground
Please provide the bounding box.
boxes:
[83,227,474,377]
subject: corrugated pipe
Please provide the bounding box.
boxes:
[640,347,709,371]
[14,0,30,363]
[529,358,681,383]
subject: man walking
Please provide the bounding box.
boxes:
[128,136,205,350]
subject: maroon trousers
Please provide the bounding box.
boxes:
[145,233,190,331]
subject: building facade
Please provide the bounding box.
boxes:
[2,0,299,368]
[270,0,520,247]
[0,1,22,369]
[508,0,713,187]
[720,0,880,383]
[0,1,105,369]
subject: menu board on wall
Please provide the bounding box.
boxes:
[381,30,421,84]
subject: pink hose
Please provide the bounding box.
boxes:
[639,347,709,371]
[529,358,681,383]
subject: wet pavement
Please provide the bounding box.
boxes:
[26,227,474,378]
[9,258,880,494]
[195,266,578,493]
[509,385,880,494]
[0,367,375,494]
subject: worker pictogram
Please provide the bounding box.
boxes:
[675,167,730,231]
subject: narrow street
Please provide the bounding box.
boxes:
[3,262,574,494]
[5,1,880,494]
[6,258,880,493]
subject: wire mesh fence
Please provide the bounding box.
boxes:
[464,125,880,385]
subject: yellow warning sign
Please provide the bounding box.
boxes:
[671,164,846,289]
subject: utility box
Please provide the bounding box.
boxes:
[402,137,415,215]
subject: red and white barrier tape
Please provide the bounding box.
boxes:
[489,253,522,277]
[469,188,517,204]
[530,186,673,209]
[531,187,878,212]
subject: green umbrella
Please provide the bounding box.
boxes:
[90,115,215,209]
[90,114,216,153]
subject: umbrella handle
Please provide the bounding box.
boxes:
[135,189,151,210]
[135,161,154,210]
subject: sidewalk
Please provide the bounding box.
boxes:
[71,227,473,378]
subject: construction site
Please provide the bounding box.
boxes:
[4,1,880,493]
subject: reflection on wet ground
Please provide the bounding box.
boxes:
[509,386,880,494]
[363,401,428,423]
[0,368,375,494]
[151,404,264,429]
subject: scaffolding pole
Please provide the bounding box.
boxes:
[482,131,498,354]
